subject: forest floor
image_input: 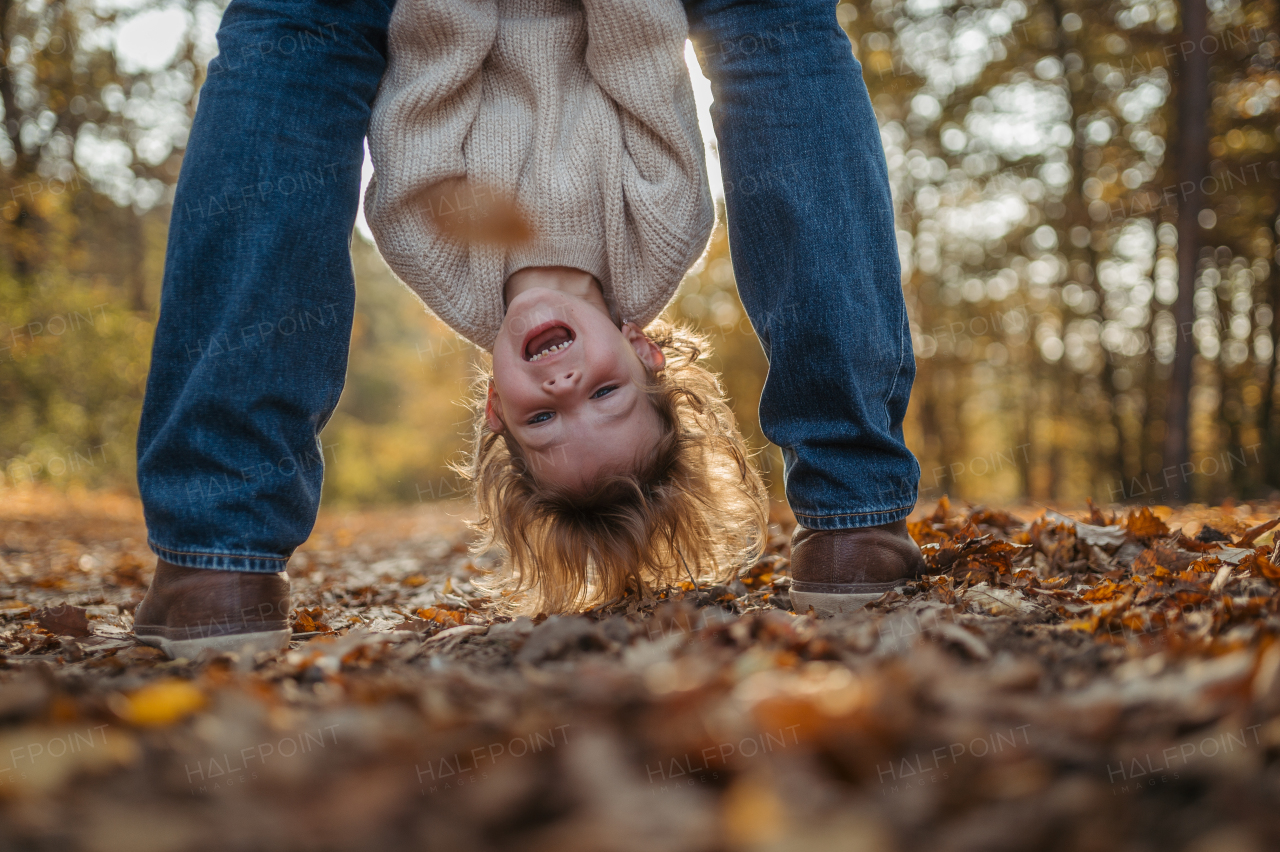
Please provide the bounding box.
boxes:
[1,488,1279,852]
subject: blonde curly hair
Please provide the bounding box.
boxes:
[458,321,769,613]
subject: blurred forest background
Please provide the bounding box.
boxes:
[0,0,1277,508]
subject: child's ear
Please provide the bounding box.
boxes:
[622,323,665,372]
[485,382,506,433]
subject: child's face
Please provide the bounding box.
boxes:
[489,284,666,493]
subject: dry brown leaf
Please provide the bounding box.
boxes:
[1174,532,1223,553]
[416,178,533,248]
[1237,550,1280,581]
[1238,517,1280,546]
[968,508,1024,531]
[1131,548,1161,575]
[1086,498,1114,526]
[1087,545,1114,573]
[34,604,92,638]
[929,495,951,524]
[1044,510,1127,548]
[1195,525,1235,543]
[927,525,1026,583]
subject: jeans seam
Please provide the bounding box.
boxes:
[882,297,906,432]
[149,541,289,563]
[794,504,914,520]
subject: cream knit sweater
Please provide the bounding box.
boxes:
[365,0,715,351]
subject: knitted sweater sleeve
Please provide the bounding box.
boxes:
[364,1,502,346]
[578,0,715,328]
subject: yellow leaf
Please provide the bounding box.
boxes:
[0,726,139,794]
[722,776,785,847]
[1080,580,1121,602]
[114,680,205,727]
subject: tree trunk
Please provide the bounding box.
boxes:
[1045,0,1128,501]
[0,0,35,283]
[1162,0,1210,502]
[1263,223,1280,491]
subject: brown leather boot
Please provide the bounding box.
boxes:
[788,520,927,616]
[133,560,292,659]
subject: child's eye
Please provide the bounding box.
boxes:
[591,385,619,399]
[527,412,553,424]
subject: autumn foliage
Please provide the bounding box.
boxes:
[2,490,1280,849]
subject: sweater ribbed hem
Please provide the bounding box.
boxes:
[506,238,609,288]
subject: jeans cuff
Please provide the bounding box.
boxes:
[791,504,915,530]
[149,541,290,573]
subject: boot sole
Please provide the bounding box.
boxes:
[790,582,904,617]
[135,629,292,660]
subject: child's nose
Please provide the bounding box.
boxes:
[544,370,580,392]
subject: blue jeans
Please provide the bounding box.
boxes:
[136,0,919,572]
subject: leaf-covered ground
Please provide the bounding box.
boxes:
[2,488,1279,852]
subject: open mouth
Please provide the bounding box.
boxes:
[523,322,576,362]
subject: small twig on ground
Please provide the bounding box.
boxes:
[678,550,700,592]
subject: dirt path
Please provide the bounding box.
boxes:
[1,489,1278,852]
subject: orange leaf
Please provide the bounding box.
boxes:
[1172,590,1210,608]
[1119,611,1146,631]
[930,495,951,524]
[415,607,466,626]
[907,519,948,545]
[1080,581,1123,603]
[1124,507,1170,541]
[293,607,333,634]
[1238,550,1280,581]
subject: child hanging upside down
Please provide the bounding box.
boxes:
[364,0,770,611]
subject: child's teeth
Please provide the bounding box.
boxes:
[528,340,571,361]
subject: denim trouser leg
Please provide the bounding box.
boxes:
[685,0,921,529]
[136,0,394,572]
